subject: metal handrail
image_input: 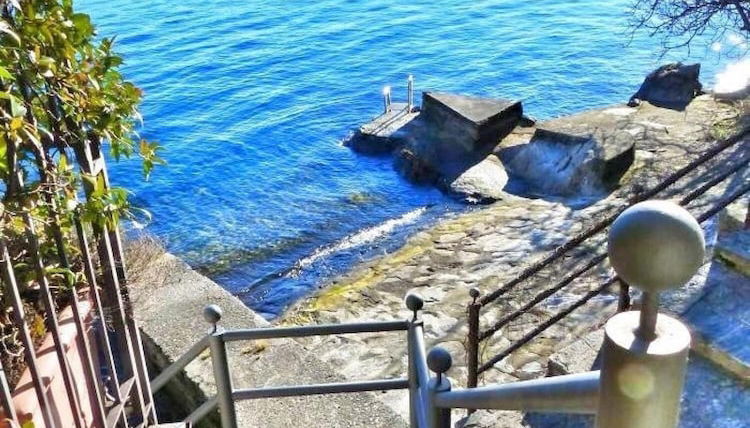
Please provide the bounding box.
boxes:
[468,137,749,386]
[150,303,427,428]
[223,320,409,341]
[232,379,409,401]
[434,371,600,413]
[150,336,209,393]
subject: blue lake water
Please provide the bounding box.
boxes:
[78,0,730,318]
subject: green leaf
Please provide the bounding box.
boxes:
[0,20,21,45]
[0,66,13,81]
[0,136,8,177]
[9,94,27,118]
[71,13,93,38]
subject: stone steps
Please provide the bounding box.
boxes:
[131,253,407,428]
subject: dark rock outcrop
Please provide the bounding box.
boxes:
[628,63,703,110]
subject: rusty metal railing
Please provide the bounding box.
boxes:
[0,214,156,428]
[466,132,750,388]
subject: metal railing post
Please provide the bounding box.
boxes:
[405,294,424,427]
[426,348,452,428]
[204,305,238,428]
[466,288,481,392]
[599,200,703,428]
[407,75,414,112]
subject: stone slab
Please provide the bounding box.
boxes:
[423,92,521,126]
[421,92,522,150]
[716,228,750,275]
[683,259,750,369]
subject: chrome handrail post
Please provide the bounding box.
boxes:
[405,294,426,427]
[426,348,452,428]
[599,201,703,428]
[205,305,238,428]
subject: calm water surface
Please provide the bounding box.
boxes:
[78,0,728,318]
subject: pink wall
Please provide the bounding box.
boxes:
[1,300,103,428]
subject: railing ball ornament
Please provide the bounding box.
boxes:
[469,287,480,301]
[599,200,699,428]
[203,304,223,328]
[405,293,424,320]
[427,347,452,380]
[608,200,705,293]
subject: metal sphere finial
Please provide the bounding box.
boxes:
[203,304,223,326]
[469,287,480,302]
[405,293,424,312]
[608,200,704,294]
[427,347,452,376]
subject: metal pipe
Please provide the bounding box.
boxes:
[0,357,18,424]
[467,289,481,390]
[407,75,414,111]
[223,320,408,341]
[185,396,218,425]
[0,240,54,428]
[637,292,659,341]
[23,213,85,428]
[434,371,600,414]
[428,377,451,428]
[233,378,408,401]
[74,218,127,425]
[208,331,238,428]
[151,336,209,393]
[407,320,429,427]
[130,319,159,423]
[383,86,391,113]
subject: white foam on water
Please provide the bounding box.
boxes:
[714,59,750,95]
[286,207,428,277]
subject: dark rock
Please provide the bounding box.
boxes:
[344,130,400,155]
[629,63,703,110]
[393,147,439,184]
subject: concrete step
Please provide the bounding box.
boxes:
[130,253,407,428]
[682,258,750,381]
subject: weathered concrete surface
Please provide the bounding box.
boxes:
[498,119,635,197]
[130,253,407,427]
[346,103,420,154]
[422,92,522,150]
[716,229,750,275]
[411,92,521,179]
[283,95,749,421]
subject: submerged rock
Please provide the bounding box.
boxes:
[628,62,703,110]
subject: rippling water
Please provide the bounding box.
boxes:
[79,0,728,318]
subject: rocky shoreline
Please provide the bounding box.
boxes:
[282,90,749,420]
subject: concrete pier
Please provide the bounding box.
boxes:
[346,103,420,154]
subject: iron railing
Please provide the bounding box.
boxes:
[466,132,750,387]
[0,131,155,428]
[149,298,431,428]
[0,215,156,428]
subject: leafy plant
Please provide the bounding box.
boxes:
[0,0,161,385]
